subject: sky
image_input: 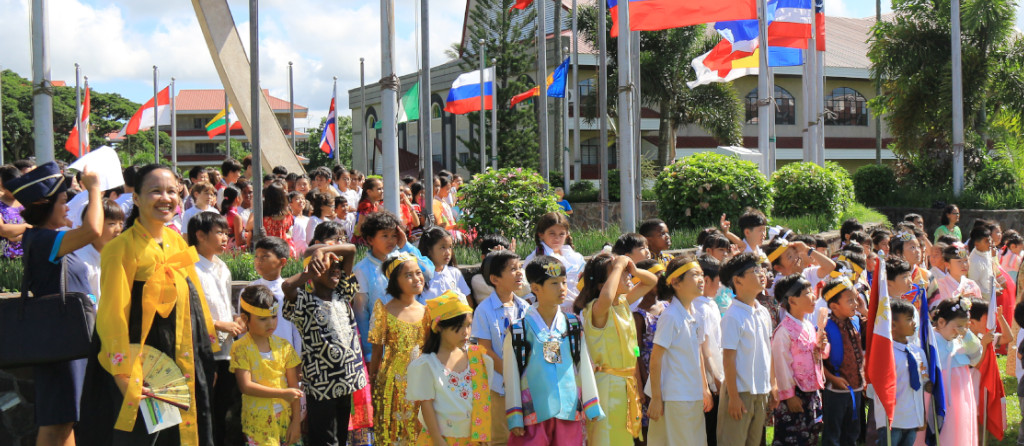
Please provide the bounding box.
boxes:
[0,0,1021,132]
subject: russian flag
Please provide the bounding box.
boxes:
[814,0,826,51]
[444,68,494,115]
[610,0,757,37]
[319,96,337,158]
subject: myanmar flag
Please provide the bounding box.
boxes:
[205,106,242,138]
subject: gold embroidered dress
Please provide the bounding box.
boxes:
[230,334,301,445]
[368,299,429,445]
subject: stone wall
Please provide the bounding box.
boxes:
[876,207,1024,237]
[568,201,660,230]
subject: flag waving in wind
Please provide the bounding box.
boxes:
[204,106,242,138]
[511,0,533,10]
[65,84,90,158]
[978,280,1007,439]
[610,0,757,37]
[319,96,337,158]
[120,86,171,136]
[510,58,571,106]
[444,68,494,115]
[865,257,897,425]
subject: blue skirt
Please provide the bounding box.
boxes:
[33,357,86,426]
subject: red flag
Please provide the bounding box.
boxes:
[865,258,898,424]
[977,343,1007,439]
[120,86,171,136]
[65,85,90,158]
[510,86,539,107]
[814,0,825,51]
[630,0,757,33]
[511,0,533,10]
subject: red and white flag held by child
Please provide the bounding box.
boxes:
[865,258,897,425]
[65,84,90,158]
[977,279,1007,439]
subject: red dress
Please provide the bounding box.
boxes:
[263,214,296,257]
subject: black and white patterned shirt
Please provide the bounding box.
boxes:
[283,276,368,401]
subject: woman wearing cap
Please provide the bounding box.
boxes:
[76,163,219,445]
[6,161,102,446]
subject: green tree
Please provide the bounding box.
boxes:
[117,130,172,166]
[456,0,540,173]
[578,7,744,168]
[1,69,141,163]
[869,0,1024,187]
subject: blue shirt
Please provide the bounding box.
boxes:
[23,228,91,298]
[353,243,434,361]
[470,291,530,395]
[557,200,572,213]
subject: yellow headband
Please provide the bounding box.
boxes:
[824,278,853,301]
[385,253,417,277]
[241,299,279,318]
[630,263,666,285]
[666,262,699,283]
[426,291,473,332]
[766,239,790,263]
[836,256,864,277]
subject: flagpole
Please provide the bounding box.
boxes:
[571,0,580,185]
[491,57,498,170]
[756,0,770,176]
[886,418,892,446]
[952,0,965,196]
[617,0,636,232]
[0,64,5,165]
[982,384,989,446]
[597,0,608,229]
[83,77,89,156]
[479,38,486,172]
[289,61,296,152]
[171,77,177,172]
[334,77,340,165]
[250,0,264,243]
[817,41,825,165]
[154,65,159,164]
[632,30,642,218]
[802,45,812,163]
[537,0,550,181]
[224,90,231,160]
[875,0,882,165]
[361,57,368,173]
[420,0,433,216]
[563,45,570,193]
[380,0,400,215]
[75,63,82,158]
[32,0,54,164]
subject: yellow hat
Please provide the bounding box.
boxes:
[426,291,473,332]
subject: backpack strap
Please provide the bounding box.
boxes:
[510,320,530,374]
[565,313,582,367]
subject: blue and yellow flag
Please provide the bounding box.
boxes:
[546,57,571,98]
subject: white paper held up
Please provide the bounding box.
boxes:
[68,146,125,191]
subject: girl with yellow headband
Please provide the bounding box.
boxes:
[407,291,495,445]
[646,255,715,445]
[575,253,658,445]
[230,285,303,446]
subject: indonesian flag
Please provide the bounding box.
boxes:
[319,95,337,158]
[120,86,171,136]
[978,279,1007,439]
[864,257,897,425]
[65,85,90,158]
[204,106,242,138]
[511,0,533,10]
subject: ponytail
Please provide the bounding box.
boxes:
[125,204,141,229]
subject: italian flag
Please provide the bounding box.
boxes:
[205,106,242,138]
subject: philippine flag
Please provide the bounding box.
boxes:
[444,68,494,115]
[319,96,337,158]
[865,258,897,425]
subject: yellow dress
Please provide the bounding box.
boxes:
[581,295,643,445]
[368,299,429,445]
[229,335,301,446]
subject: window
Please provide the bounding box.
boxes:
[578,78,595,98]
[745,86,796,125]
[193,118,206,129]
[196,143,219,154]
[431,103,443,119]
[577,78,597,118]
[581,138,615,166]
[825,87,868,126]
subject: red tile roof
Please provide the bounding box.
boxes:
[175,89,307,112]
[52,80,67,87]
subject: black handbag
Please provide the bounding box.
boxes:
[0,240,96,368]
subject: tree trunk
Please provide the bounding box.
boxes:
[657,100,675,167]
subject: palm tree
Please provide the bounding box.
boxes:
[578,6,743,168]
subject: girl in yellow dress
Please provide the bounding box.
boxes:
[574,252,658,446]
[230,285,303,446]
[368,253,431,445]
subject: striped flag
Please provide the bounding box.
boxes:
[65,84,90,158]
[865,258,897,425]
[444,68,494,115]
[120,86,171,136]
[319,95,337,158]
[688,6,805,88]
[610,0,757,37]
[204,106,242,138]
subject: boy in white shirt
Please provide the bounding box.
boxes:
[251,236,303,355]
[188,211,245,445]
[182,181,216,235]
[74,198,124,305]
[874,299,929,446]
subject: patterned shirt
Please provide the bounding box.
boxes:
[283,276,368,401]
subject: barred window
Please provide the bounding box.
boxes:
[825,87,868,126]
[745,86,796,125]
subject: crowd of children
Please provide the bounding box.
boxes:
[9,155,1024,446]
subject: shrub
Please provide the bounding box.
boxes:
[0,257,23,292]
[826,161,856,209]
[567,180,599,202]
[458,167,562,242]
[771,162,853,226]
[654,152,773,229]
[969,157,1019,195]
[852,163,897,207]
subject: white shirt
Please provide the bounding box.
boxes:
[115,193,133,225]
[720,298,773,394]
[181,205,213,235]
[694,295,724,392]
[334,213,356,242]
[646,298,705,401]
[968,248,995,299]
[421,265,472,302]
[291,215,309,255]
[238,207,251,225]
[523,242,586,313]
[195,254,234,360]
[344,190,360,212]
[66,190,90,229]
[872,341,928,430]
[250,277,303,356]
[75,243,102,305]
[305,216,324,246]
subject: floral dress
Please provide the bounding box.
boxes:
[406,346,495,445]
[229,334,301,446]
[368,299,429,445]
[0,200,23,258]
[263,214,295,255]
[634,302,664,428]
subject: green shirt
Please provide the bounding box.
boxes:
[934,224,962,242]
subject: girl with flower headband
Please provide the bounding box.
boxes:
[368,253,431,445]
[930,296,984,445]
[407,291,496,445]
[525,212,586,312]
[933,243,982,309]
[231,285,303,446]
[575,252,658,445]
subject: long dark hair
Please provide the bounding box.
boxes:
[359,177,382,205]
[574,252,615,314]
[420,227,455,267]
[220,185,240,216]
[533,211,573,257]
[262,181,289,218]
[383,255,418,298]
[940,204,958,226]
[421,313,471,355]
[125,164,175,229]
